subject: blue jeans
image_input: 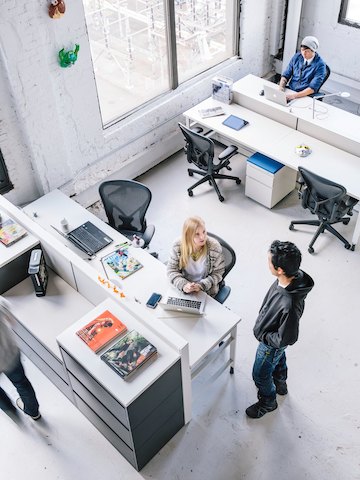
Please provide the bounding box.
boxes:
[252,342,287,402]
[0,354,39,416]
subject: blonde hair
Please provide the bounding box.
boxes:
[179,216,207,269]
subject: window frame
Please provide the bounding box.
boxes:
[338,0,360,28]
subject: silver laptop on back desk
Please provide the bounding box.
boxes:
[263,84,295,107]
[160,287,207,315]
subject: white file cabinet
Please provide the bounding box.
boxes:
[245,152,297,208]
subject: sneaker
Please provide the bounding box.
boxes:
[245,399,278,419]
[275,381,288,395]
[16,398,41,420]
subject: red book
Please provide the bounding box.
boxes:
[76,310,127,353]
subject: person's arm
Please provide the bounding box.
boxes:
[166,241,188,293]
[262,310,299,348]
[286,87,314,100]
[279,54,296,91]
[279,76,288,91]
[198,243,225,294]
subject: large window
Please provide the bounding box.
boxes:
[83,0,239,126]
[339,0,360,27]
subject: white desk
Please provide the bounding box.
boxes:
[183,98,360,247]
[233,74,360,157]
[23,189,240,376]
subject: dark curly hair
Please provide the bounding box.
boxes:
[269,240,302,277]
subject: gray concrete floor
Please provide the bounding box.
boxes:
[2,146,360,479]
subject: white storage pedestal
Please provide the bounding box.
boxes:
[245,152,297,208]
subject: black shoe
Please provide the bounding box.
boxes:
[275,381,288,395]
[245,399,278,419]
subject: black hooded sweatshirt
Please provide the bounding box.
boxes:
[253,269,314,349]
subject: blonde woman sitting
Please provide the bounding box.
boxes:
[167,216,225,298]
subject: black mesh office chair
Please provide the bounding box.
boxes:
[99,180,155,249]
[312,64,331,100]
[178,123,241,202]
[207,232,236,304]
[289,167,358,253]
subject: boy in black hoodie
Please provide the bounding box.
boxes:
[246,240,314,419]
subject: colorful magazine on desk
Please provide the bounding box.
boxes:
[101,330,157,379]
[0,212,27,247]
[102,245,143,279]
[76,310,127,353]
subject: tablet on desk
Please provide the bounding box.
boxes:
[222,115,249,131]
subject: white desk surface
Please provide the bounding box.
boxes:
[184,97,294,155]
[233,74,360,156]
[3,269,93,358]
[57,298,181,407]
[25,189,240,370]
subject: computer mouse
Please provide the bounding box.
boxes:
[259,89,264,96]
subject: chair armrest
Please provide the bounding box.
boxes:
[141,224,155,248]
[218,145,238,161]
[214,285,231,304]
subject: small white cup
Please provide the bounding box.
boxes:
[60,218,69,232]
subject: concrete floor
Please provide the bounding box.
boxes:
[1,145,360,479]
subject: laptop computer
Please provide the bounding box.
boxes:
[160,286,207,315]
[263,84,295,107]
[52,221,113,256]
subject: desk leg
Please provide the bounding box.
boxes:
[351,210,360,249]
[229,325,238,374]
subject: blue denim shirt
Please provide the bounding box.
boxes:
[282,52,327,93]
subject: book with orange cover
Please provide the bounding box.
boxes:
[76,310,127,353]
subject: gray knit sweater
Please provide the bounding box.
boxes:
[167,237,225,297]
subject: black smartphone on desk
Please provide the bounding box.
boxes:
[146,292,162,309]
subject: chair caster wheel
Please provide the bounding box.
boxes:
[230,366,234,374]
[308,247,314,254]
[236,179,241,185]
[188,190,193,197]
[188,171,194,177]
[345,244,351,250]
[351,244,355,251]
[343,218,350,225]
[219,196,224,202]
[289,224,294,231]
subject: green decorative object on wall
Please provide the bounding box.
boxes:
[58,44,80,68]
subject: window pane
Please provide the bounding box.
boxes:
[175,0,235,84]
[83,1,170,126]
[346,0,360,22]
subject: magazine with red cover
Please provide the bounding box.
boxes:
[76,310,127,353]
[101,330,157,379]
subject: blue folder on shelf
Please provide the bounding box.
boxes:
[222,115,249,131]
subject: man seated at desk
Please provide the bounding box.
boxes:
[279,36,327,101]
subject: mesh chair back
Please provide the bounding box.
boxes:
[319,64,331,91]
[99,180,151,233]
[299,167,347,222]
[179,123,214,172]
[207,232,236,281]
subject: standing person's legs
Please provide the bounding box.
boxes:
[0,382,16,410]
[246,342,285,418]
[5,354,40,419]
[273,350,288,394]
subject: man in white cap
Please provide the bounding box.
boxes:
[279,36,327,101]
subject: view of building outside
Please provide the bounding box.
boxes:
[83,0,236,126]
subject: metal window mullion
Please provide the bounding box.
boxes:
[165,0,178,89]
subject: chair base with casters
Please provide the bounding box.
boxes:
[289,216,354,254]
[289,166,358,254]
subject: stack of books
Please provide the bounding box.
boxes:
[0,211,27,247]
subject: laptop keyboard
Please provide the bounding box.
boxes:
[167,297,202,310]
[70,227,105,252]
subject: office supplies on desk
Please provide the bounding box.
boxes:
[263,84,295,107]
[222,115,249,131]
[160,287,206,315]
[198,106,225,118]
